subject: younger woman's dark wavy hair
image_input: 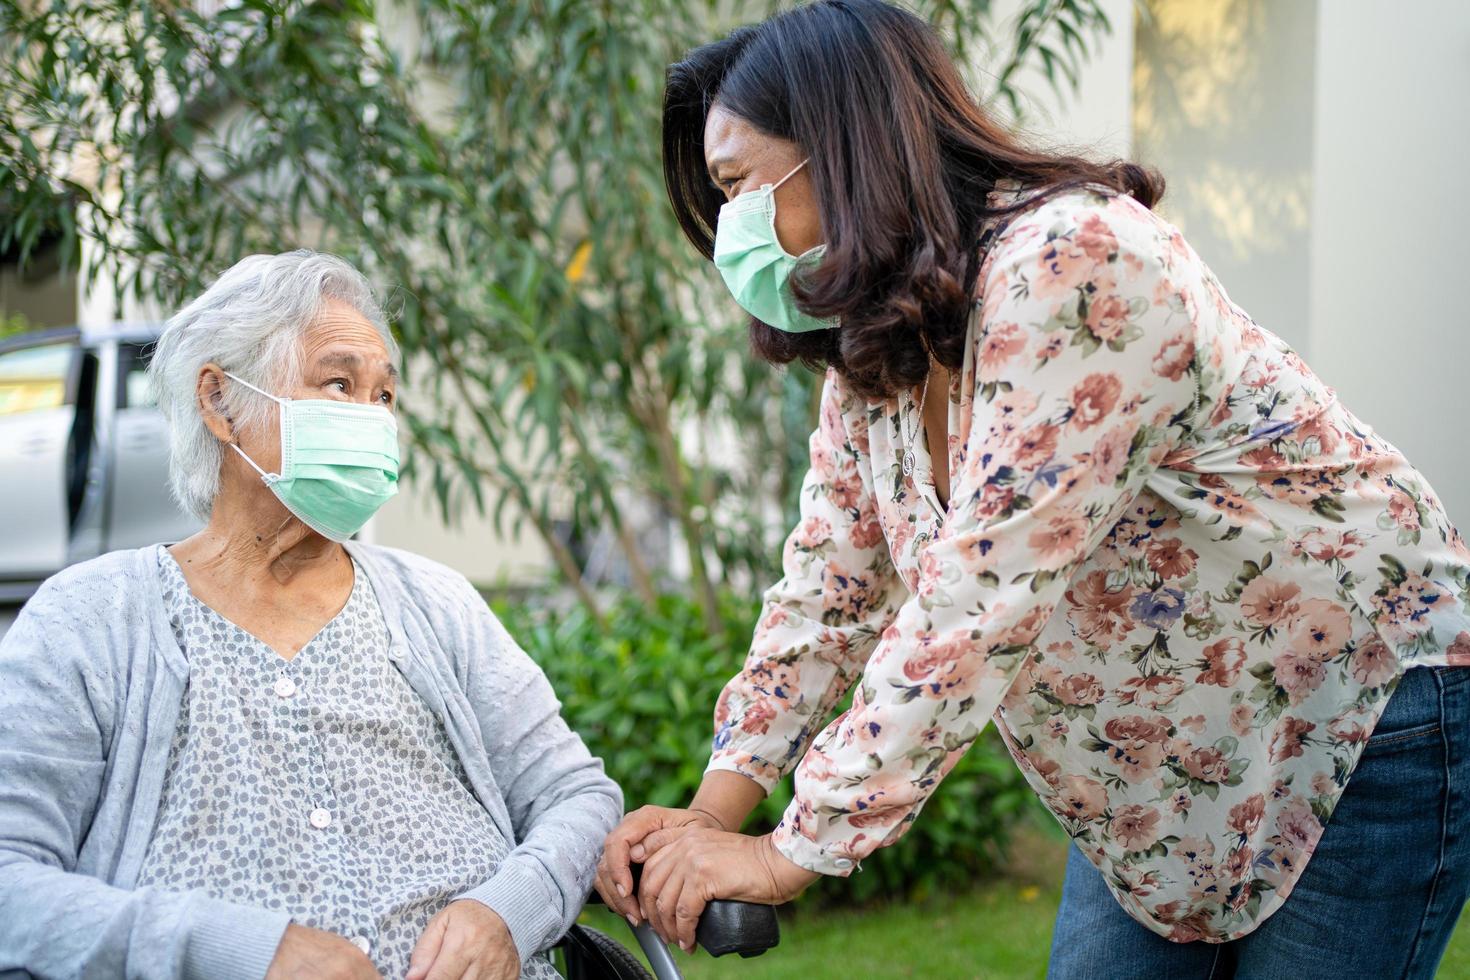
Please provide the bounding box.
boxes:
[663,0,1163,399]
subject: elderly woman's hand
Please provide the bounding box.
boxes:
[593,804,726,923]
[406,901,518,980]
[636,830,819,953]
[266,924,382,979]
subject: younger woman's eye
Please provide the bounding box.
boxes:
[379,390,394,405]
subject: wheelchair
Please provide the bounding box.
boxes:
[555,866,780,980]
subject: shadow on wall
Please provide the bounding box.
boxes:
[1132,0,1317,354]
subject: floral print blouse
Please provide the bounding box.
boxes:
[706,184,1470,941]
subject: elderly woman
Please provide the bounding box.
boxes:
[0,251,621,980]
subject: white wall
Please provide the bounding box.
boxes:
[1306,0,1470,525]
[1133,0,1318,353]
[1134,0,1470,525]
[990,0,1136,156]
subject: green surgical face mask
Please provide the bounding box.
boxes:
[224,371,399,542]
[712,158,836,334]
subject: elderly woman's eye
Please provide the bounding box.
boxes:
[328,379,348,393]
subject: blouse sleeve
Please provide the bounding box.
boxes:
[773,196,1204,874]
[706,370,905,792]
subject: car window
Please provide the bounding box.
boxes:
[118,343,156,409]
[0,343,73,416]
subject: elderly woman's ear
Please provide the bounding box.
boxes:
[195,364,237,445]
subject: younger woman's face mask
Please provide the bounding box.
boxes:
[224,371,399,542]
[712,158,836,334]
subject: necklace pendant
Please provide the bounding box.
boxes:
[902,448,917,477]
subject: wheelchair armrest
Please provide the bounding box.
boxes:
[588,862,781,958]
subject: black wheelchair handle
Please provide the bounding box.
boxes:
[591,862,780,959]
[693,896,780,958]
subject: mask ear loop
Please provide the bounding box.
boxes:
[229,442,279,485]
[223,371,288,405]
[766,158,809,193]
[222,370,285,484]
[763,158,824,262]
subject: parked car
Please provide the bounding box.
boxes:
[0,323,198,601]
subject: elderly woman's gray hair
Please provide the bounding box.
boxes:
[149,250,398,521]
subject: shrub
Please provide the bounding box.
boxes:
[491,589,1038,906]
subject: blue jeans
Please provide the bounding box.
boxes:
[1048,665,1470,980]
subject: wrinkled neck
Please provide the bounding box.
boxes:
[183,474,340,587]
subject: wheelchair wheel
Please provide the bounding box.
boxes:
[558,923,654,980]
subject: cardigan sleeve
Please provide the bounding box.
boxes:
[705,370,905,793]
[453,587,624,965]
[771,196,1203,874]
[0,574,291,980]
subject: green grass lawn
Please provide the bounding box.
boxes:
[579,827,1470,979]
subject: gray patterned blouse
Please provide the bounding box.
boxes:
[138,547,559,979]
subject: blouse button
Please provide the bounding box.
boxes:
[833,857,854,870]
[273,676,297,698]
[350,935,371,955]
[308,807,333,829]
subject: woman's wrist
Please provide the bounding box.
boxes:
[689,770,766,833]
[758,832,822,899]
[688,805,731,831]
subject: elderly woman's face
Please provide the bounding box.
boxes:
[228,300,397,477]
[295,300,398,409]
[703,104,822,256]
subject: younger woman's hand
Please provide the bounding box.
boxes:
[594,805,725,924]
[637,830,819,953]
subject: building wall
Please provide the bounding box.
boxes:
[1133,0,1318,353]
[989,0,1135,156]
[76,235,166,328]
[1134,0,1470,527]
[1306,0,1470,525]
[0,262,77,330]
